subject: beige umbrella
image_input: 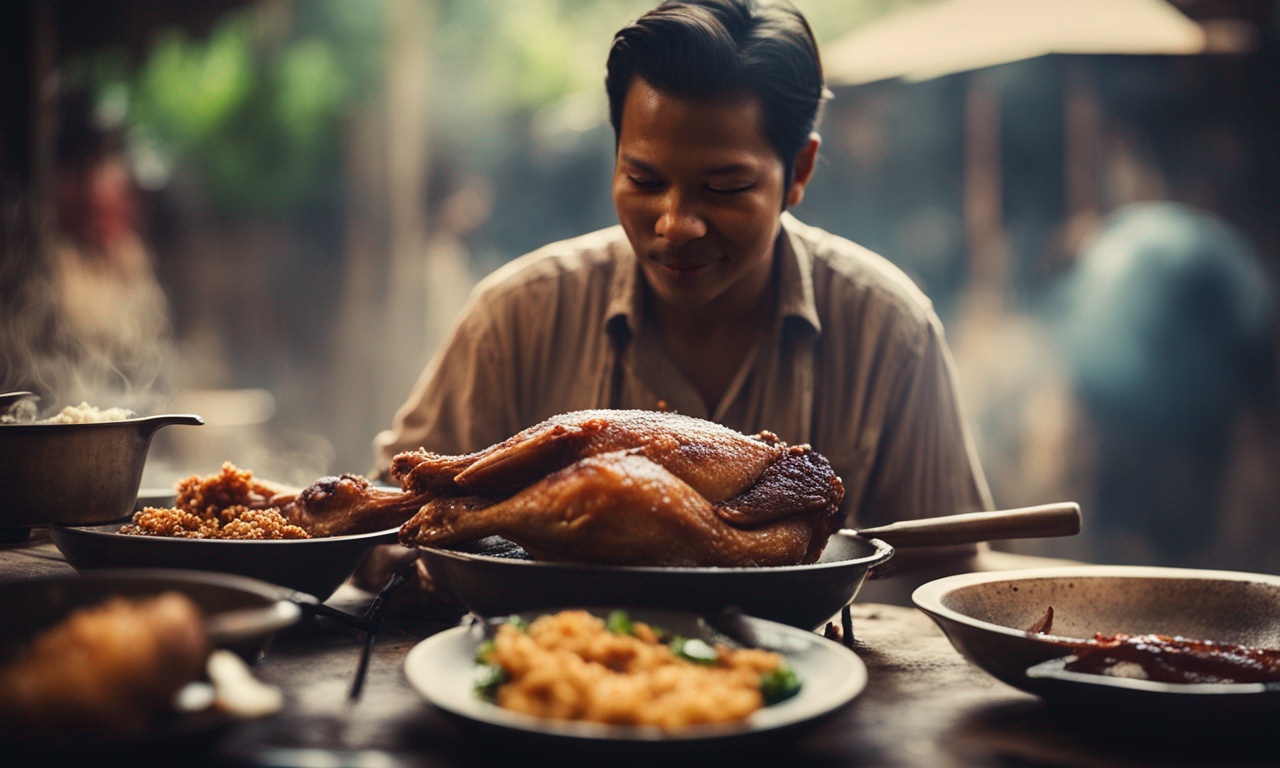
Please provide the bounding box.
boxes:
[822,0,1218,303]
[825,0,1207,87]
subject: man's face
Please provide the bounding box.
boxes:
[612,78,797,313]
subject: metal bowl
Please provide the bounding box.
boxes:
[0,414,203,528]
[0,568,301,662]
[912,566,1280,695]
[49,523,400,601]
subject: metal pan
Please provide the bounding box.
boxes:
[49,523,400,601]
[418,502,1081,629]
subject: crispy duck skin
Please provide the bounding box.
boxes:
[399,448,843,566]
[277,410,843,561]
[390,409,787,502]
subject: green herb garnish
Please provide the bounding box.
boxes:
[606,610,634,636]
[473,663,507,700]
[671,636,719,665]
[760,663,802,705]
[474,638,496,664]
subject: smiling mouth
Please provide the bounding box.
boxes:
[658,262,711,277]
[652,251,720,279]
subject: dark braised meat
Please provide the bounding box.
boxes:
[1065,633,1280,684]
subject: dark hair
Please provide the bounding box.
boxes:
[605,0,827,191]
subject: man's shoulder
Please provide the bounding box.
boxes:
[787,217,936,319]
[472,225,627,304]
[479,226,627,289]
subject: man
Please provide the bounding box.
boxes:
[377,0,991,530]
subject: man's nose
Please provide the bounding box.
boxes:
[654,194,707,245]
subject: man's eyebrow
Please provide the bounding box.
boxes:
[618,155,756,176]
[702,162,755,176]
[618,154,658,173]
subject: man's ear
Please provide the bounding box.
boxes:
[785,134,821,208]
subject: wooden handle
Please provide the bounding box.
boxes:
[854,502,1082,549]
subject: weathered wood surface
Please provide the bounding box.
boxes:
[2,534,1273,767]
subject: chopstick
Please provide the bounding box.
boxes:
[348,570,408,701]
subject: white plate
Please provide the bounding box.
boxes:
[403,607,866,746]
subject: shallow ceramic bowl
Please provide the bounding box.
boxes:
[49,523,399,601]
[0,414,203,527]
[911,566,1280,695]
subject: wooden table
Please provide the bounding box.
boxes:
[2,533,1274,767]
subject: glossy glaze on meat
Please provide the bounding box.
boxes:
[1065,633,1280,684]
[395,410,845,566]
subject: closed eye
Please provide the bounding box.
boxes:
[627,176,662,189]
[708,183,756,194]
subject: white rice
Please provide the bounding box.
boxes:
[41,402,137,424]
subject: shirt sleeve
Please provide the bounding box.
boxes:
[857,313,994,524]
[371,289,520,473]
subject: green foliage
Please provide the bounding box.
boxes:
[73,7,361,216]
[136,19,350,213]
[132,23,255,148]
[64,0,925,215]
[434,0,654,116]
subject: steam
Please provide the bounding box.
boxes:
[0,220,174,418]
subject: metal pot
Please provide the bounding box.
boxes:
[0,414,203,527]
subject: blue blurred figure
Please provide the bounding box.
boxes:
[1055,202,1276,565]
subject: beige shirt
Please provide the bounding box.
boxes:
[375,214,992,527]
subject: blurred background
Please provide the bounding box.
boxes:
[2,0,1278,572]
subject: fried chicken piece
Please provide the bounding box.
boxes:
[277,473,432,537]
[399,447,842,566]
[0,593,210,736]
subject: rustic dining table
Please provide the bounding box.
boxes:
[2,531,1274,768]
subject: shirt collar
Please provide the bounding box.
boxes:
[604,212,823,342]
[776,212,822,335]
[605,235,641,344]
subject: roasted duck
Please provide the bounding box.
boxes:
[393,410,845,567]
[144,411,845,566]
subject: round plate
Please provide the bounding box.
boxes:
[403,607,866,749]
